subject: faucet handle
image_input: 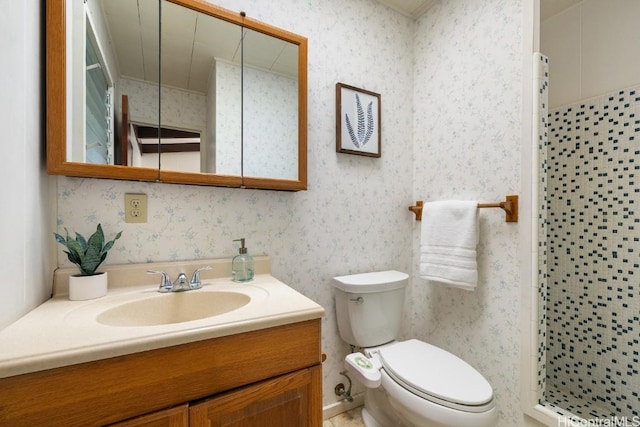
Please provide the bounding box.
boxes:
[147,270,172,293]
[190,266,212,289]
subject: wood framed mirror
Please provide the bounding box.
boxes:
[46,0,307,191]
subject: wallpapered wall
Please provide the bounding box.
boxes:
[411,1,531,425]
[55,0,539,425]
[56,0,415,413]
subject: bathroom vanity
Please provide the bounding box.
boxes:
[0,257,324,426]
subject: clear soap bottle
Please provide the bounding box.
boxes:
[232,238,254,282]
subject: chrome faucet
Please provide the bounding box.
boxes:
[173,272,190,292]
[148,266,212,293]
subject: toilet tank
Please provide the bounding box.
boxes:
[332,270,409,348]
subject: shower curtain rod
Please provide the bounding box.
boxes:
[408,195,518,223]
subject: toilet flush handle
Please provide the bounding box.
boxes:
[349,296,364,304]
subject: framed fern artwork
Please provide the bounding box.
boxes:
[336,83,381,157]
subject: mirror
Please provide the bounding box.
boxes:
[47,0,307,190]
[241,28,299,180]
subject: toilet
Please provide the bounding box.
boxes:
[332,270,497,427]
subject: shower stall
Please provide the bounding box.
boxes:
[536,0,640,420]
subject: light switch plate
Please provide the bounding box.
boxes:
[125,193,147,223]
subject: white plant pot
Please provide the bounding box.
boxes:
[68,272,108,301]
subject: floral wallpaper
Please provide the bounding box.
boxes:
[54,0,538,425]
[412,0,530,426]
[118,77,207,132]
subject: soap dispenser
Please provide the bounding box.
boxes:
[232,238,254,282]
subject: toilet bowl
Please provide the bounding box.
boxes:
[332,271,498,427]
[369,340,496,427]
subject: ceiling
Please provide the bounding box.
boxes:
[376,0,583,20]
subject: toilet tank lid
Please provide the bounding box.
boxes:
[332,270,409,293]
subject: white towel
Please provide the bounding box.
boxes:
[420,200,479,290]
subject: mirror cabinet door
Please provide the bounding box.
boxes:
[158,0,242,176]
[241,28,299,181]
[78,0,163,169]
[99,0,161,169]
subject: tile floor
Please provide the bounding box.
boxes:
[325,406,365,427]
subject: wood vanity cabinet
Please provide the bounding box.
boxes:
[189,368,318,426]
[0,320,322,427]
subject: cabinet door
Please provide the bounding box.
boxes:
[109,404,188,427]
[189,366,322,427]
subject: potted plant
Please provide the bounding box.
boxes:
[54,224,122,300]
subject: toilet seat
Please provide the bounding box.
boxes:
[376,339,494,413]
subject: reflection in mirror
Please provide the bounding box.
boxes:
[100,0,161,167]
[132,125,201,172]
[242,28,299,180]
[159,0,242,175]
[158,1,299,178]
[71,0,161,167]
[85,35,112,164]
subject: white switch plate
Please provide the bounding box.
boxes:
[125,193,147,223]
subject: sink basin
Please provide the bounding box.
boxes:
[96,291,251,327]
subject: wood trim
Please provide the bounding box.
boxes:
[0,320,321,427]
[172,0,307,45]
[241,176,306,191]
[297,35,308,190]
[309,364,324,426]
[46,0,67,174]
[159,170,243,187]
[50,162,160,181]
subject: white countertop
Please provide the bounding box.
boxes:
[0,258,324,379]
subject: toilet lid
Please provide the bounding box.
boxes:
[378,339,493,407]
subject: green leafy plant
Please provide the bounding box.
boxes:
[54,224,122,276]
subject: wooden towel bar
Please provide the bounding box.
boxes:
[408,195,518,222]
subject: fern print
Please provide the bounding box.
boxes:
[345,93,374,148]
[345,112,360,147]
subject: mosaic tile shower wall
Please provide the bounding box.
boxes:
[544,86,640,418]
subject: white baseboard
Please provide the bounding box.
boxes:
[322,392,365,420]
